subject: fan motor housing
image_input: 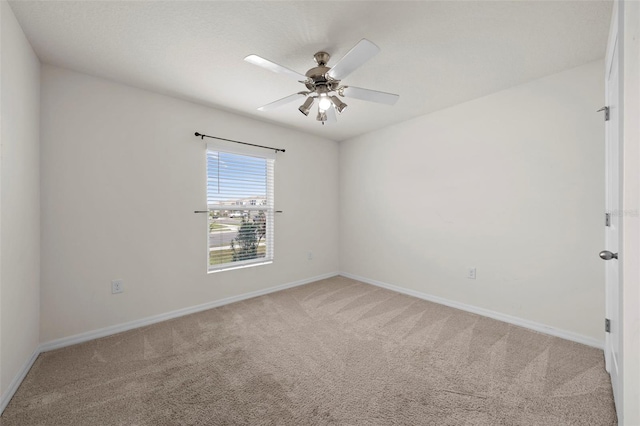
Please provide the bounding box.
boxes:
[305,65,329,89]
[305,51,342,92]
[305,66,341,92]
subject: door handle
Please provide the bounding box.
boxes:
[599,250,618,260]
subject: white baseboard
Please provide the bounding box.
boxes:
[40,271,339,353]
[0,272,338,416]
[0,348,40,415]
[340,271,604,350]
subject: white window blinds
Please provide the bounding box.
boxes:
[206,144,274,272]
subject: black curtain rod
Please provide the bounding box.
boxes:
[194,132,285,153]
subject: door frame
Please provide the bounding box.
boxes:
[604,1,622,419]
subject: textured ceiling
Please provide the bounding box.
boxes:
[10,0,612,141]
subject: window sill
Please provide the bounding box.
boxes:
[208,260,273,274]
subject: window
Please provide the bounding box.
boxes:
[206,144,275,272]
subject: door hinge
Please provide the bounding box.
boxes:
[597,106,610,121]
[605,212,611,227]
[605,318,611,333]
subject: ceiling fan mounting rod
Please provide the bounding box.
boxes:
[314,51,330,66]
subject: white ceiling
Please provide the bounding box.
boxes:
[9,0,612,142]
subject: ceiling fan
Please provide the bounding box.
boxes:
[244,39,399,124]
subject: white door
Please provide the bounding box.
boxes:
[603,5,622,420]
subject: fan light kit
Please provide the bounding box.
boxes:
[244,39,399,124]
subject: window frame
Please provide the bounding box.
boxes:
[205,143,275,273]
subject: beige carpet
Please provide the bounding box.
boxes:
[2,276,616,425]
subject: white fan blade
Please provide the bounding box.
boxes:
[327,39,380,81]
[244,55,308,81]
[257,93,306,111]
[341,86,399,105]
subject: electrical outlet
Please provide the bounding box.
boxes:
[111,279,124,294]
[307,251,313,261]
[467,268,476,280]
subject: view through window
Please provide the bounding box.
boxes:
[206,148,274,272]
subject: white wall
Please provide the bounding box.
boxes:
[340,60,605,341]
[0,0,41,401]
[40,65,339,342]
